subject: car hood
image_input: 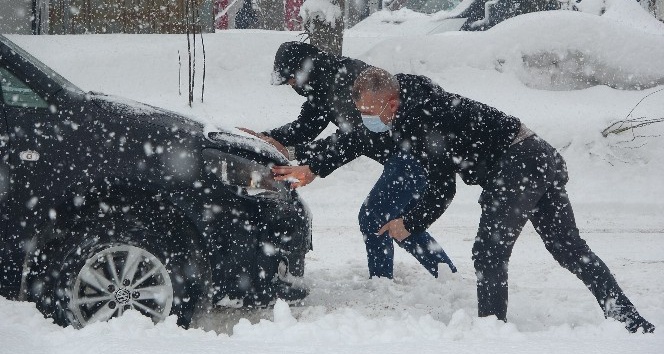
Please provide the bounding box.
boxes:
[90,92,205,133]
[90,92,288,164]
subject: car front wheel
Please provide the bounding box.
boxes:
[67,244,174,326]
[30,209,207,329]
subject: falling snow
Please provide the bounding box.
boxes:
[1,1,664,353]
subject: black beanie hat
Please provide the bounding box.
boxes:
[271,41,322,86]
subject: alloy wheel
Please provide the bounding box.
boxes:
[69,245,173,327]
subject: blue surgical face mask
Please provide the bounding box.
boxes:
[361,103,392,133]
[362,115,391,133]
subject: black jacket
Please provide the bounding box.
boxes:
[388,74,522,233]
[268,70,522,233]
[263,42,387,177]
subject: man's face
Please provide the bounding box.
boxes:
[355,91,398,125]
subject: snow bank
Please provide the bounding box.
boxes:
[359,10,664,90]
[3,296,662,354]
[0,297,228,354]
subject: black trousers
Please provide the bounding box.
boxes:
[473,136,639,322]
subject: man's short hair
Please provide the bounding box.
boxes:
[352,67,399,102]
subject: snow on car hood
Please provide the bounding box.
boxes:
[91,92,288,163]
[90,92,205,130]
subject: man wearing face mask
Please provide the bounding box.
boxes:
[241,41,456,279]
[329,67,652,333]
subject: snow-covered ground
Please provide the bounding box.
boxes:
[2,3,664,353]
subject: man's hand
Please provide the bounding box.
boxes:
[378,218,411,242]
[237,127,289,159]
[272,165,317,188]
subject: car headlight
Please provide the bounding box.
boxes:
[203,148,290,200]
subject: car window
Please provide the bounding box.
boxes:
[0,67,49,109]
[0,35,82,94]
[420,0,459,13]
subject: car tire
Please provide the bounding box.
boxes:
[32,210,205,328]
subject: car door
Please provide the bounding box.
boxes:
[0,63,67,298]
[0,78,8,246]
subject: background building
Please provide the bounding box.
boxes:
[1,0,214,34]
[3,0,660,35]
[0,0,49,34]
[213,0,381,31]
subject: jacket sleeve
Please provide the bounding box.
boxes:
[402,167,456,234]
[262,100,331,147]
[294,129,386,178]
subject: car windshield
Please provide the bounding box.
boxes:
[0,35,83,94]
[399,0,461,14]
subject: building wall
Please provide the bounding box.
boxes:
[0,0,33,34]
[215,0,302,31]
[213,0,375,31]
[255,0,285,30]
[48,0,214,34]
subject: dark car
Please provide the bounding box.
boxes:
[452,0,560,31]
[380,0,560,32]
[0,35,312,328]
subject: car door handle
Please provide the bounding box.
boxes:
[19,150,40,162]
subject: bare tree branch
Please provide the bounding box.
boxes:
[201,23,206,103]
[601,88,664,138]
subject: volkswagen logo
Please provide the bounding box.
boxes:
[114,289,131,304]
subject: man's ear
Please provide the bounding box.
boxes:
[353,94,363,110]
[388,96,399,113]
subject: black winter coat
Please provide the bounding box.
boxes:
[268,70,522,233]
[263,42,388,177]
[387,74,522,233]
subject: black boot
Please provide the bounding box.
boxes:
[604,297,655,333]
[476,267,509,321]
